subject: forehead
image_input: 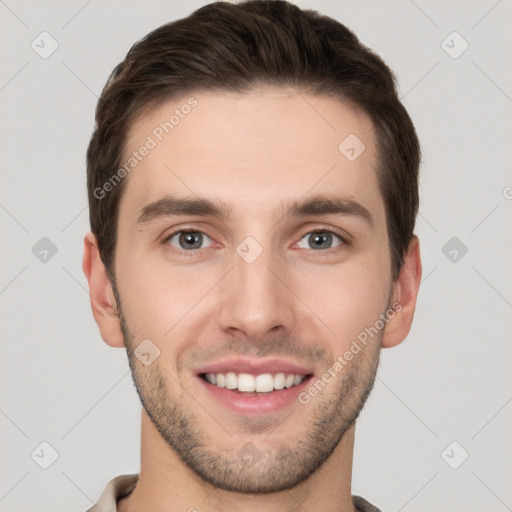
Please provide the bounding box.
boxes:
[120,87,383,223]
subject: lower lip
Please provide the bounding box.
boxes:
[197,375,312,415]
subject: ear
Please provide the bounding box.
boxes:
[381,235,422,349]
[82,231,125,348]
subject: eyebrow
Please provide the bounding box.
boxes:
[136,193,374,227]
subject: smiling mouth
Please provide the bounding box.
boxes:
[199,371,313,395]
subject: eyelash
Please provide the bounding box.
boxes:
[162,227,349,256]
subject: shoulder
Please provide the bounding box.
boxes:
[85,474,139,512]
[352,495,383,512]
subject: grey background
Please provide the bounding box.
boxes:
[1,0,511,510]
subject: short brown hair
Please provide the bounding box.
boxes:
[86,0,420,281]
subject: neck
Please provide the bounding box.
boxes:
[118,409,358,512]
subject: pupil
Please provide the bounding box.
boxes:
[181,232,202,249]
[311,232,331,249]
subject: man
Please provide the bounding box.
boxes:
[83,1,422,510]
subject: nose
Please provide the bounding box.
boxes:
[217,241,297,342]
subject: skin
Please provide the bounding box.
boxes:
[83,87,422,512]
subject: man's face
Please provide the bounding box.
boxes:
[113,87,394,492]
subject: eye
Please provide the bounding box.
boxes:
[165,230,213,251]
[296,229,346,251]
[162,228,347,255]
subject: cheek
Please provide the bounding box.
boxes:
[293,256,391,344]
[115,250,220,338]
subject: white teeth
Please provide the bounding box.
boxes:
[225,372,237,390]
[216,373,225,388]
[204,372,307,392]
[238,373,255,392]
[255,374,274,392]
[273,372,285,390]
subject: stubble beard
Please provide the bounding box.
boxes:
[115,291,382,493]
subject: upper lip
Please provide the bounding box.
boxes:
[194,358,313,376]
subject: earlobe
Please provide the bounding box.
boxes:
[381,235,422,349]
[82,232,126,348]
